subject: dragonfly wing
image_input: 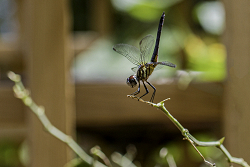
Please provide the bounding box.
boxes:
[158,61,176,68]
[139,35,155,64]
[153,61,176,71]
[113,44,141,65]
[153,64,164,71]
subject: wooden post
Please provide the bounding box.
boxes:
[21,0,75,166]
[91,0,112,36]
[223,0,250,163]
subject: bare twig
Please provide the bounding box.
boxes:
[91,146,112,167]
[7,71,106,167]
[127,95,250,167]
[111,152,137,167]
[64,158,82,167]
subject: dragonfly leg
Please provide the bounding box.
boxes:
[146,81,156,102]
[131,81,140,95]
[139,81,149,99]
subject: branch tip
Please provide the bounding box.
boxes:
[162,98,171,102]
[7,71,21,82]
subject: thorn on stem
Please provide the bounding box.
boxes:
[219,137,225,144]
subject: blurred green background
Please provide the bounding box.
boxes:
[73,0,226,85]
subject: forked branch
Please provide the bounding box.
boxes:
[127,95,250,167]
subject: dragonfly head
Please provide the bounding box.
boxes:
[127,75,137,88]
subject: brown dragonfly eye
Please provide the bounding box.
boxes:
[126,75,137,88]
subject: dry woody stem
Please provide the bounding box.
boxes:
[7,71,107,167]
[127,95,250,167]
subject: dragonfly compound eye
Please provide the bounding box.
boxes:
[126,75,137,88]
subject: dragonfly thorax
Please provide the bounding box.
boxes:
[136,64,155,82]
[127,75,137,88]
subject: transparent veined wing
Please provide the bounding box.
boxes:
[113,44,141,66]
[139,35,155,64]
[152,61,176,71]
[157,61,176,68]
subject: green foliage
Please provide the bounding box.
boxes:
[112,0,182,21]
[0,140,20,167]
[184,34,226,82]
[153,141,185,166]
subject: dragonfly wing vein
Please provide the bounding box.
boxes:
[157,61,176,68]
[139,35,155,64]
[113,44,141,65]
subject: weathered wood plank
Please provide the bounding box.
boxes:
[76,83,222,127]
[21,0,75,166]
[223,0,250,163]
[0,82,222,129]
[0,87,24,126]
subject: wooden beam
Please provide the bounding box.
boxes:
[90,0,113,36]
[1,82,222,128]
[21,0,75,166]
[0,42,23,79]
[76,83,222,127]
[0,86,25,127]
[223,0,250,162]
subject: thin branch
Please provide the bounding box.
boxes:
[127,95,250,167]
[7,71,106,167]
[64,158,82,167]
[90,146,113,167]
[184,137,216,167]
[111,152,137,167]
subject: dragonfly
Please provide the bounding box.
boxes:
[113,12,176,102]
